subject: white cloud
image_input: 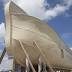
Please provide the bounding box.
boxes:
[45,4,67,19]
[0,53,13,71]
[0,23,5,49]
[0,23,5,38]
[0,23,13,71]
[63,0,72,7]
[5,0,72,20]
[12,0,46,20]
[45,0,72,20]
[70,48,72,51]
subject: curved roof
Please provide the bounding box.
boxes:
[5,1,72,69]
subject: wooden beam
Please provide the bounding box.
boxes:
[19,40,36,72]
[33,41,55,72]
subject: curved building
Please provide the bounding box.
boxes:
[5,1,72,72]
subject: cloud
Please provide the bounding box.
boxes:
[0,23,5,49]
[12,0,46,20]
[5,0,72,20]
[0,23,5,38]
[0,23,13,71]
[0,50,3,54]
[45,0,72,19]
[0,52,13,71]
[45,4,67,19]
[70,48,72,50]
[4,0,10,4]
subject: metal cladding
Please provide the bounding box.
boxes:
[5,1,72,70]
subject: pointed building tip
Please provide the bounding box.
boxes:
[5,1,27,15]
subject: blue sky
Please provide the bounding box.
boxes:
[48,15,72,47]
[0,0,5,51]
[0,0,72,51]
[0,0,5,23]
[45,0,72,48]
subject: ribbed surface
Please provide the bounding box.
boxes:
[5,1,72,69]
